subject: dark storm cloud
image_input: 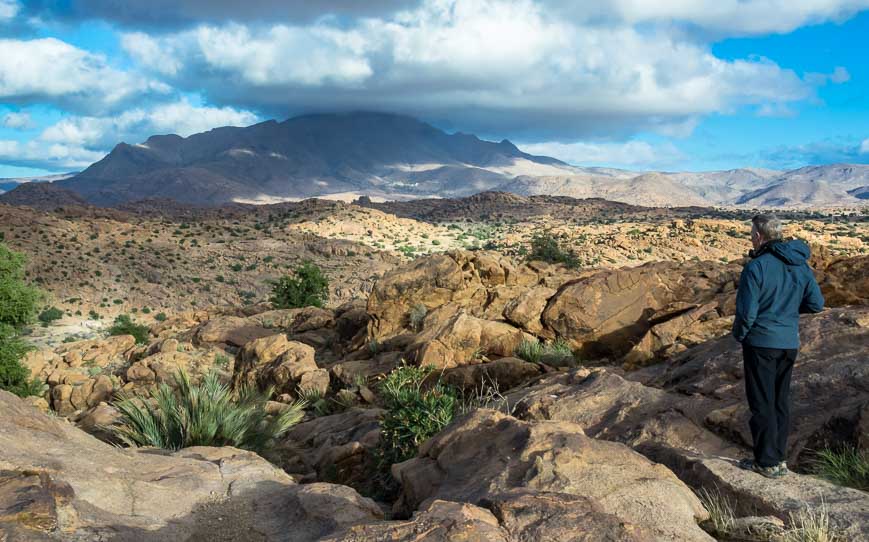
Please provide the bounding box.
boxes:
[23,0,421,29]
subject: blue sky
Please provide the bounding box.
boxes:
[1,0,868,177]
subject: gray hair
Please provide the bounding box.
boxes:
[751,214,783,241]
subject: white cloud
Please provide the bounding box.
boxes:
[120,0,818,140]
[0,37,170,114]
[860,139,869,154]
[0,139,104,170]
[5,100,259,170]
[0,0,19,21]
[551,0,869,35]
[521,139,686,168]
[40,99,259,148]
[1,111,32,129]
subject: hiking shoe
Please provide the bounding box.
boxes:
[777,461,789,475]
[738,458,786,479]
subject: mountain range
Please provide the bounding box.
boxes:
[2,112,867,208]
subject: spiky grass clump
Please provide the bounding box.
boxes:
[515,338,576,367]
[812,446,869,492]
[780,503,842,542]
[697,487,736,538]
[110,370,305,453]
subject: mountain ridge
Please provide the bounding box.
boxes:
[6,112,864,209]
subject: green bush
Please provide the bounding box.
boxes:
[38,307,64,326]
[108,314,150,344]
[0,324,37,397]
[377,365,458,466]
[527,231,579,269]
[110,370,305,453]
[0,243,43,328]
[813,446,869,491]
[154,312,167,322]
[270,261,329,309]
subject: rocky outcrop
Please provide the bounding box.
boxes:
[325,494,654,541]
[0,390,381,541]
[393,409,712,541]
[508,307,869,539]
[441,357,544,393]
[366,250,566,341]
[232,334,329,396]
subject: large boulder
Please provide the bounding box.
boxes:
[441,357,544,393]
[277,407,383,490]
[406,311,534,369]
[194,315,274,347]
[541,261,738,358]
[0,390,381,540]
[232,334,329,396]
[393,409,712,541]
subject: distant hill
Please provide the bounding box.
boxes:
[506,164,869,208]
[0,172,76,194]
[0,180,88,209]
[59,112,569,206]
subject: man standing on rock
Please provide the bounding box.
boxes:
[732,214,825,479]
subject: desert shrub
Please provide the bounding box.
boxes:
[377,365,458,466]
[38,307,64,326]
[154,312,167,322]
[108,314,150,344]
[812,446,869,491]
[110,370,305,453]
[527,231,579,268]
[0,243,43,328]
[0,324,37,397]
[515,338,576,366]
[270,261,329,309]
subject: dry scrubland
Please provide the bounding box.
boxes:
[1,193,868,541]
[1,195,865,327]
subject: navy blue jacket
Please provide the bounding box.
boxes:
[732,239,825,349]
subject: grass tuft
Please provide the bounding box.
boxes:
[779,503,843,542]
[812,446,869,492]
[515,338,575,367]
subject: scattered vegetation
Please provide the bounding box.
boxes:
[270,261,329,309]
[812,446,869,492]
[110,370,305,453]
[527,231,580,268]
[108,314,151,345]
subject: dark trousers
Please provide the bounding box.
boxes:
[742,344,798,467]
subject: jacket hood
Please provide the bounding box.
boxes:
[764,239,811,265]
